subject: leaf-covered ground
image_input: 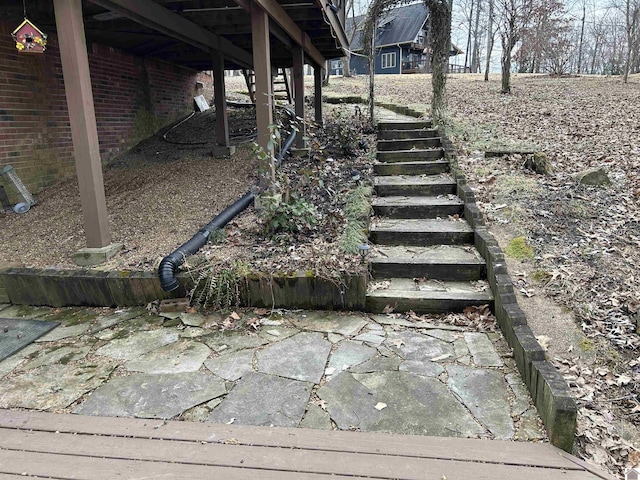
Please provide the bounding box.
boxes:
[321,72,640,477]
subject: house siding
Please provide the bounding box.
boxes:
[0,20,213,198]
[339,47,404,76]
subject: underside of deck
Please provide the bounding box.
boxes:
[0,410,613,479]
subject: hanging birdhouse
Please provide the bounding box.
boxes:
[11,18,47,54]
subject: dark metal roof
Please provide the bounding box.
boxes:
[0,0,347,70]
[348,2,427,51]
[347,2,462,56]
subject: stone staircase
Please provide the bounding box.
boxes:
[367,120,494,314]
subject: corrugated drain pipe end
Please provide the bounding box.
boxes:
[158,107,296,292]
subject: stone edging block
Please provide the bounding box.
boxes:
[437,125,577,452]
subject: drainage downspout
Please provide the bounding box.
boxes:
[158,107,297,292]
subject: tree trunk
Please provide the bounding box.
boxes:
[368,26,376,122]
[577,3,586,74]
[471,0,482,72]
[624,0,632,83]
[484,0,494,81]
[428,0,452,121]
[501,34,515,93]
[342,54,352,77]
[464,0,475,72]
[323,60,331,86]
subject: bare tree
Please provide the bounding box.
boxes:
[577,1,586,73]
[622,0,640,82]
[471,0,483,72]
[484,0,495,80]
[496,0,533,92]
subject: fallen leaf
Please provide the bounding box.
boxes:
[431,353,451,362]
[382,304,395,314]
[374,402,387,411]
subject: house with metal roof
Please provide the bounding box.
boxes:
[331,2,461,75]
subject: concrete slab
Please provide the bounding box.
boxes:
[74,372,225,419]
[95,329,179,361]
[73,243,123,267]
[204,349,255,381]
[447,365,515,440]
[207,372,312,427]
[125,340,211,374]
[257,332,331,383]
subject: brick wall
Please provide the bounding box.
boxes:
[0,20,213,199]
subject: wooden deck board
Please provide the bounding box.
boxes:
[0,410,615,480]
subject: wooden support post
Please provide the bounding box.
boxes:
[212,50,229,147]
[292,45,305,149]
[314,64,323,125]
[53,0,112,249]
[251,3,274,160]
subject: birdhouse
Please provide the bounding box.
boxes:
[11,18,47,54]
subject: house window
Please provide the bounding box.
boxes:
[381,52,396,69]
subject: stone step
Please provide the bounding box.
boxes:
[378,129,439,140]
[378,121,432,131]
[375,175,456,197]
[372,196,463,218]
[374,160,449,176]
[377,138,442,151]
[370,218,474,246]
[366,278,494,314]
[370,245,486,280]
[377,149,444,162]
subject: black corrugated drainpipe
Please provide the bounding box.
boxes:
[158,107,297,292]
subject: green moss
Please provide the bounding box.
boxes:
[505,237,535,260]
[128,108,167,147]
[579,338,595,352]
[531,270,551,283]
[58,353,76,365]
[111,329,130,340]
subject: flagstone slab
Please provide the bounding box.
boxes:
[318,371,484,437]
[300,403,332,430]
[74,372,225,419]
[259,326,300,342]
[464,332,503,367]
[399,360,445,377]
[328,340,376,372]
[88,309,146,334]
[36,323,90,342]
[385,331,455,362]
[506,372,531,416]
[203,333,267,354]
[0,305,50,319]
[373,315,464,331]
[23,346,91,370]
[289,312,367,336]
[447,365,515,440]
[207,372,312,427]
[453,338,470,358]
[0,363,115,410]
[424,329,459,343]
[95,329,179,361]
[353,332,385,346]
[180,313,207,327]
[349,356,402,373]
[257,332,331,383]
[205,349,255,381]
[516,409,545,441]
[125,340,211,374]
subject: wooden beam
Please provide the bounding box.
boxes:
[86,0,253,68]
[314,64,323,124]
[251,4,274,158]
[314,0,349,54]
[234,0,325,67]
[212,50,229,147]
[292,45,305,148]
[53,0,111,248]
